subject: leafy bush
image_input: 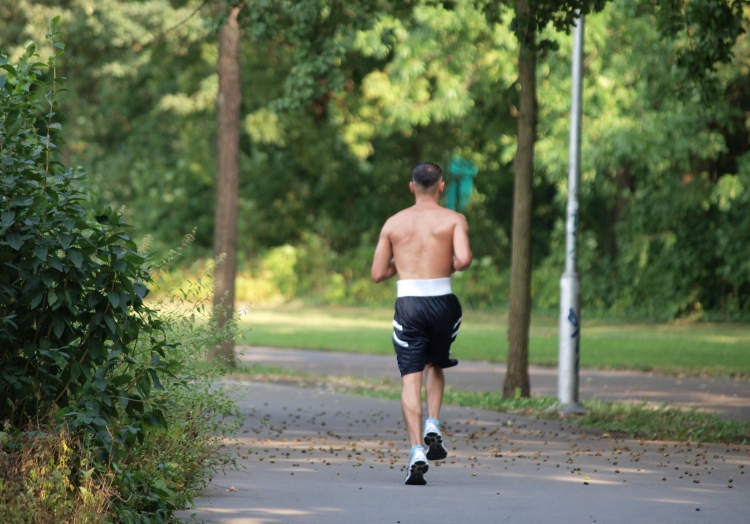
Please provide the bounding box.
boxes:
[108,273,241,523]
[0,429,112,524]
[0,18,173,452]
[1,21,241,524]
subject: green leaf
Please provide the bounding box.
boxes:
[107,291,120,308]
[35,244,48,260]
[134,282,148,299]
[41,272,55,287]
[6,231,23,250]
[104,315,117,335]
[149,369,164,391]
[48,289,58,306]
[111,374,132,387]
[59,233,74,249]
[1,156,13,165]
[0,211,14,226]
[52,316,64,338]
[68,249,83,268]
[30,290,44,309]
[47,257,63,271]
[138,374,151,398]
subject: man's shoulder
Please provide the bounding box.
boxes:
[384,206,415,224]
[434,206,467,224]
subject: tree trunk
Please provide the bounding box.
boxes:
[503,0,536,399]
[606,165,634,258]
[209,6,241,365]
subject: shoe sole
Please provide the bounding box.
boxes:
[405,460,428,485]
[424,433,448,461]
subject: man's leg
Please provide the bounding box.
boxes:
[401,371,424,447]
[424,363,444,420]
[423,363,448,460]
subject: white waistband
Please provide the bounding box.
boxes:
[397,278,452,298]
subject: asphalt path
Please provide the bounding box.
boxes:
[179,382,750,524]
[238,347,750,422]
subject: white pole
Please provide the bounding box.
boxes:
[558,13,586,415]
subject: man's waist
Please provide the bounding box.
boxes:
[397,278,452,298]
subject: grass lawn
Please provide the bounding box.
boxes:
[239,305,750,377]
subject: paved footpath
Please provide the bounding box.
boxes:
[238,347,750,421]
[180,382,749,524]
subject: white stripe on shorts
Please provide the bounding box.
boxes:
[393,319,403,330]
[393,331,409,347]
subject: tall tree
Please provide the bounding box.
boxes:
[504,0,536,398]
[500,0,749,397]
[497,0,610,398]
[210,5,242,364]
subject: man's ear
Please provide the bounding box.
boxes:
[438,180,445,194]
[409,181,416,194]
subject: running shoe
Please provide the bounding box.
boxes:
[404,446,429,485]
[423,418,448,460]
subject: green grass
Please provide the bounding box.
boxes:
[240,305,750,377]
[235,364,750,444]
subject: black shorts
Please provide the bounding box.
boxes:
[392,294,463,376]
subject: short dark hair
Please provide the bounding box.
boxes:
[412,162,443,188]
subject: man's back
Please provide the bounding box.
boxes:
[382,202,470,280]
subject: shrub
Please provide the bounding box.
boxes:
[1,21,241,524]
[0,429,112,523]
[0,17,172,452]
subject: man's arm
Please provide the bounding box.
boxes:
[452,214,472,272]
[371,226,397,283]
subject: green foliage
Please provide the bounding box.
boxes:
[0,430,112,523]
[108,286,240,523]
[0,23,173,452]
[1,26,242,524]
[3,2,750,320]
[651,0,749,78]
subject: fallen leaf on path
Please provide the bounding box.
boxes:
[227,486,238,492]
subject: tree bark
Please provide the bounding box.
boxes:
[209,6,241,365]
[503,0,536,399]
[606,165,634,258]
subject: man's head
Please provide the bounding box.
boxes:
[411,162,443,195]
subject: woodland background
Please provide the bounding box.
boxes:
[3,0,749,320]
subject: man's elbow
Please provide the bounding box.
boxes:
[371,269,386,283]
[454,254,473,272]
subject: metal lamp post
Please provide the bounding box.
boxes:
[558,13,586,415]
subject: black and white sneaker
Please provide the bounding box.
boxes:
[423,418,448,461]
[404,446,429,485]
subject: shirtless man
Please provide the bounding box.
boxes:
[371,162,472,485]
